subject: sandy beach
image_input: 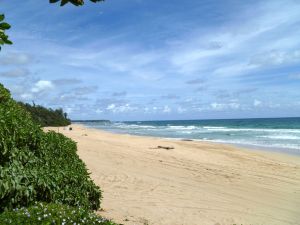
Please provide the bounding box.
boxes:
[45,124,300,225]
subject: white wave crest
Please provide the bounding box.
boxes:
[259,135,300,140]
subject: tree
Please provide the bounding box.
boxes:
[0,14,12,50]
[0,0,104,51]
[50,0,104,6]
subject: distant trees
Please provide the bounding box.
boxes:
[18,102,71,127]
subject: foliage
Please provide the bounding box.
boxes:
[18,102,71,127]
[0,202,117,225]
[0,83,101,212]
[0,14,12,51]
[50,0,104,6]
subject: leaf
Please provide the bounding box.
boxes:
[3,39,12,45]
[0,14,4,22]
[1,34,13,45]
[60,0,69,6]
[70,0,83,5]
[0,22,11,30]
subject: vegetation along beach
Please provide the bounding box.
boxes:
[1,0,300,225]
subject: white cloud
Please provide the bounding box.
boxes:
[213,63,258,77]
[118,104,134,113]
[65,107,74,114]
[230,102,240,110]
[31,80,54,93]
[106,103,137,113]
[96,109,103,114]
[268,102,281,108]
[254,99,262,107]
[20,93,34,100]
[210,102,240,111]
[250,50,300,66]
[163,105,171,113]
[169,1,300,77]
[177,106,186,113]
[64,45,165,83]
[211,103,224,111]
[106,104,116,110]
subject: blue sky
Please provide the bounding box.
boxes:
[1,0,300,121]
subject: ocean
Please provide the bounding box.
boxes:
[76,117,300,155]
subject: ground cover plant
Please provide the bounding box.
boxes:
[0,83,101,212]
[0,202,117,225]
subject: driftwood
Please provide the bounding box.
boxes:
[149,145,175,150]
[157,145,174,150]
[181,139,193,142]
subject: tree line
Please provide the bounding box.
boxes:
[18,102,71,127]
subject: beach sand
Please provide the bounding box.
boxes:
[45,124,300,225]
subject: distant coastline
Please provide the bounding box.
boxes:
[72,119,111,123]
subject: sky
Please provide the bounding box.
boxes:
[0,0,300,121]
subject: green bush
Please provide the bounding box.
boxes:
[0,202,117,225]
[0,83,101,212]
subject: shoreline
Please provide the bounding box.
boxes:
[75,122,300,157]
[45,124,300,225]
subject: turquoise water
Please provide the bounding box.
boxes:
[77,118,300,155]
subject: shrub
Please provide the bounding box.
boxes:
[0,202,117,225]
[0,83,101,212]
